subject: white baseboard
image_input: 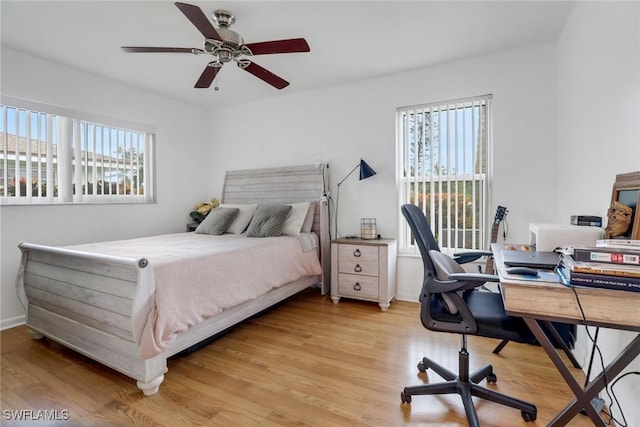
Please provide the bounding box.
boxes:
[395,293,419,303]
[1,315,26,331]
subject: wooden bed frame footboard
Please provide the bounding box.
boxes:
[16,242,169,395]
[15,164,331,396]
[16,243,321,395]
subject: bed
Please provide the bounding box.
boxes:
[16,163,330,396]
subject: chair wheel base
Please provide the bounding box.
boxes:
[400,391,412,404]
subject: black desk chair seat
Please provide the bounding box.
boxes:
[400,204,538,426]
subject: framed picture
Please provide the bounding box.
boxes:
[609,171,640,240]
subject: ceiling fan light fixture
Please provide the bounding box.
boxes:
[122,2,309,90]
[217,50,233,62]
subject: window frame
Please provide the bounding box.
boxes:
[0,96,156,205]
[396,95,493,255]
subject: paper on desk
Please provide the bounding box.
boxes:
[500,269,560,283]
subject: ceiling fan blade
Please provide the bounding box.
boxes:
[195,63,223,88]
[237,60,289,89]
[121,46,200,54]
[175,2,222,41]
[243,38,310,55]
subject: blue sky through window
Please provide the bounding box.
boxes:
[404,104,482,178]
[1,106,58,145]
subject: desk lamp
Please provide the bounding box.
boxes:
[334,159,376,238]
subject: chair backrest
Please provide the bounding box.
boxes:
[400,204,440,282]
[402,204,477,333]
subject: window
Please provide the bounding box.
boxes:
[0,98,155,204]
[397,95,492,253]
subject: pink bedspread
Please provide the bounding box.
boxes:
[67,233,321,358]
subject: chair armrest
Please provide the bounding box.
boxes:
[426,279,470,294]
[448,272,499,283]
[453,250,493,264]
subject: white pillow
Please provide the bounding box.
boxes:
[219,203,258,234]
[281,202,311,236]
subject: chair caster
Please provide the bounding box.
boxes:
[400,391,412,404]
[417,360,427,372]
[521,410,537,422]
[486,372,497,383]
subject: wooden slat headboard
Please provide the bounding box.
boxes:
[221,164,327,204]
[221,163,330,294]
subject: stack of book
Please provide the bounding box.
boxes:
[557,240,640,293]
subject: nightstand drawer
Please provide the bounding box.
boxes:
[337,273,379,299]
[337,245,379,276]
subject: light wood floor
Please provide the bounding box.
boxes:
[1,288,596,426]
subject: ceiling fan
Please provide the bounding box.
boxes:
[121,2,310,90]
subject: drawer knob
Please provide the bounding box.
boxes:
[354,264,362,273]
[353,282,362,291]
[353,249,361,257]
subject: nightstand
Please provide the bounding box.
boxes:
[187,222,199,232]
[330,238,397,311]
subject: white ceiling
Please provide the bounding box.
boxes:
[1,1,576,111]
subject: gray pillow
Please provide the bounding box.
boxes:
[195,207,239,235]
[246,204,292,237]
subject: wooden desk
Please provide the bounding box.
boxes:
[492,244,640,427]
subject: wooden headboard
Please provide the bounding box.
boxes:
[222,163,327,204]
[221,164,330,294]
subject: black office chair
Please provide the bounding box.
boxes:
[404,205,511,354]
[400,204,537,426]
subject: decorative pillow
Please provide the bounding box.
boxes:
[246,204,292,237]
[301,201,316,234]
[194,207,239,235]
[281,202,311,236]
[219,203,258,234]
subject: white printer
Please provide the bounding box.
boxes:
[529,223,604,252]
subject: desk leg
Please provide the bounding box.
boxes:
[525,318,640,427]
[524,318,610,427]
[540,320,581,369]
[576,334,640,420]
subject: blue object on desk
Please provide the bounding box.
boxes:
[555,265,572,287]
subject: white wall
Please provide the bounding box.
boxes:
[207,43,559,301]
[556,2,640,425]
[0,48,212,328]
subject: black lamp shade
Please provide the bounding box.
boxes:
[359,159,377,180]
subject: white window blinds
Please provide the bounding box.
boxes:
[397,95,492,253]
[0,99,155,205]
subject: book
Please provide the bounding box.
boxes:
[596,239,640,249]
[566,269,640,293]
[560,254,640,279]
[556,262,640,292]
[572,246,640,266]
